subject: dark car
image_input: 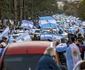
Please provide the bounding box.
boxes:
[0,41,59,70]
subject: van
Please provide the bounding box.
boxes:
[0,41,58,70]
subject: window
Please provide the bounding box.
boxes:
[35,30,40,33]
[2,54,43,70]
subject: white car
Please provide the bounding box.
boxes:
[62,31,68,38]
[32,29,40,35]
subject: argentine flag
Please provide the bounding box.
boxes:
[68,27,74,34]
[0,26,9,39]
[56,43,67,52]
[66,43,82,70]
[21,20,34,29]
[16,32,31,42]
[0,48,4,58]
[39,16,56,28]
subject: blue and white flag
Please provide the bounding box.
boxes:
[21,20,34,29]
[40,34,63,41]
[16,32,31,42]
[52,34,63,40]
[56,43,67,52]
[66,43,82,70]
[0,48,4,58]
[0,26,9,39]
[68,27,74,34]
[39,16,56,28]
[7,36,13,44]
[40,34,53,41]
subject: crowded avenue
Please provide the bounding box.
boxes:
[0,14,85,70]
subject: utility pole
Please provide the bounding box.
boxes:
[14,0,17,25]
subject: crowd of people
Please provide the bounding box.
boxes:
[35,29,85,70]
[0,26,85,70]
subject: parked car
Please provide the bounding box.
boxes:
[0,41,59,70]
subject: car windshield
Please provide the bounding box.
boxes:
[35,30,40,33]
[2,54,42,70]
[12,35,19,39]
[42,30,57,34]
[42,31,52,34]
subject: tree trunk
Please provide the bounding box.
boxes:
[20,0,23,25]
[14,0,17,25]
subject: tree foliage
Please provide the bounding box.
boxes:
[0,0,9,19]
[78,0,85,20]
[0,0,58,21]
[63,2,79,16]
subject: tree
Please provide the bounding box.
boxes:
[63,2,79,16]
[0,0,9,25]
[0,0,58,22]
[78,0,85,20]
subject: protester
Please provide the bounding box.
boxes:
[56,39,60,46]
[76,39,83,47]
[0,42,6,48]
[2,36,8,44]
[35,47,61,70]
[0,40,3,48]
[77,33,84,40]
[58,29,63,34]
[66,40,72,47]
[0,37,8,48]
[32,34,37,40]
[66,37,82,70]
[83,33,85,44]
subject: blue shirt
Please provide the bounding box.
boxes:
[35,55,60,70]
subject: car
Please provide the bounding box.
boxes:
[40,28,63,41]
[32,29,40,35]
[0,41,59,70]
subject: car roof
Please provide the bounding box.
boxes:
[5,41,52,55]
